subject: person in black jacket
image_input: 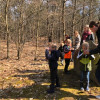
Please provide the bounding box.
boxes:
[84,21,100,83]
[45,43,60,93]
[83,21,100,99]
[77,42,95,91]
[58,42,64,65]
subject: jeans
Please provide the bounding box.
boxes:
[80,71,90,89]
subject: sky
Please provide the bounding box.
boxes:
[65,0,72,6]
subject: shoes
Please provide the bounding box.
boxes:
[47,85,55,94]
[64,71,70,74]
[86,87,90,91]
[96,95,100,99]
[47,89,54,94]
[80,87,84,91]
[55,84,60,88]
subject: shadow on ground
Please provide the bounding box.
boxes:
[0,68,98,100]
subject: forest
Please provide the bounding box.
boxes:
[0,0,100,100]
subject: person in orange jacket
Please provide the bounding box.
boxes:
[63,39,74,74]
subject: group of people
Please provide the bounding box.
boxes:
[45,21,100,98]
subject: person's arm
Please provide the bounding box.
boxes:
[90,45,100,55]
[77,52,84,60]
[45,50,57,61]
[45,49,49,60]
[58,47,60,51]
[83,44,100,55]
[88,55,95,60]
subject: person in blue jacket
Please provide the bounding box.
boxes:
[45,43,60,93]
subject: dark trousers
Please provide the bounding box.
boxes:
[49,66,60,89]
[64,59,70,72]
[80,71,90,89]
[95,60,100,83]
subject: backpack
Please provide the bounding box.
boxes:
[64,45,70,53]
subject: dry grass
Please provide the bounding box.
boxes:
[0,40,99,100]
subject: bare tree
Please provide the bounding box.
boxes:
[5,0,10,59]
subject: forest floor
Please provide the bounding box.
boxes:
[0,40,100,100]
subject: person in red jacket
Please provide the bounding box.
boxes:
[63,39,74,74]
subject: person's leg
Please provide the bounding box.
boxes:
[71,50,75,62]
[95,60,100,83]
[80,71,84,91]
[55,67,60,87]
[47,67,56,93]
[64,59,70,73]
[61,52,64,65]
[95,60,100,98]
[85,71,90,91]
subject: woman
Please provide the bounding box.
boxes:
[74,31,81,50]
[81,25,94,44]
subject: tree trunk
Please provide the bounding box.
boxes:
[62,0,65,41]
[81,0,85,33]
[46,0,49,42]
[34,6,40,60]
[5,0,9,59]
[72,0,77,46]
[88,0,93,22]
[17,28,21,60]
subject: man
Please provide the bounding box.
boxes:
[83,21,100,99]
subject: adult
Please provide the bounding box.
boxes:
[73,31,81,50]
[83,21,100,99]
[81,25,94,44]
[72,31,81,61]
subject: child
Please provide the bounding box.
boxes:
[45,43,60,93]
[63,39,73,74]
[77,42,95,91]
[58,42,64,65]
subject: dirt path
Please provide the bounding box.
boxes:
[0,41,99,100]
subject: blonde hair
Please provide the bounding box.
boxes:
[66,39,71,44]
[82,42,89,50]
[74,31,79,37]
[74,31,79,35]
[85,25,89,28]
[60,42,64,46]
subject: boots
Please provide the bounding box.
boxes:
[80,81,84,91]
[47,84,55,94]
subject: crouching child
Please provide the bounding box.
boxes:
[77,42,95,91]
[45,43,60,93]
